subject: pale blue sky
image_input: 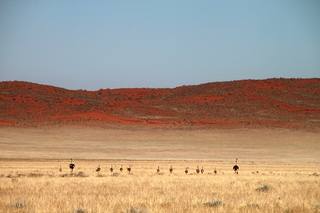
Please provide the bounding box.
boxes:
[0,0,319,89]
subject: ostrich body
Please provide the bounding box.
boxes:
[157,166,160,174]
[233,165,239,174]
[110,165,114,173]
[196,166,200,174]
[127,166,131,174]
[69,159,75,173]
[120,165,123,172]
[96,165,101,173]
[233,158,239,174]
[185,167,189,175]
[169,166,173,174]
[201,167,204,174]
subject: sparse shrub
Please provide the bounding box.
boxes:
[127,207,149,213]
[74,171,88,177]
[314,204,320,212]
[6,174,14,178]
[310,172,319,177]
[7,173,44,178]
[14,200,26,209]
[60,173,69,177]
[11,178,18,183]
[246,203,259,208]
[203,200,223,207]
[27,172,44,177]
[256,184,271,192]
[60,171,88,177]
[75,208,86,213]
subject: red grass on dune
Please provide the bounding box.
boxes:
[0,78,319,129]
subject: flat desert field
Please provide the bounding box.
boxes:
[0,127,319,212]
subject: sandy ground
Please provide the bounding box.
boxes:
[0,127,319,162]
[0,127,319,212]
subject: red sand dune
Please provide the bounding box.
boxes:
[0,78,319,129]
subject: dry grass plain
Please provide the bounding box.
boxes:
[0,127,319,212]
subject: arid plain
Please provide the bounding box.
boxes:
[0,127,320,213]
[1,79,319,212]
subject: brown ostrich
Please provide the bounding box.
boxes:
[120,165,123,172]
[96,165,101,174]
[185,167,189,175]
[169,165,173,174]
[196,166,200,174]
[127,165,131,174]
[214,168,217,175]
[110,165,114,173]
[157,166,160,174]
[201,166,204,174]
[69,158,75,173]
[233,158,239,174]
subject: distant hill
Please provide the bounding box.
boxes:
[0,78,319,129]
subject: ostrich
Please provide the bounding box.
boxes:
[110,165,114,173]
[120,165,123,172]
[201,166,204,174]
[196,166,200,174]
[169,165,173,174]
[233,158,239,174]
[96,165,101,174]
[69,158,75,173]
[127,165,131,174]
[214,168,217,175]
[185,167,189,175]
[59,164,62,172]
[157,166,160,174]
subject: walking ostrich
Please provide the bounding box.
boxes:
[157,166,160,174]
[69,159,75,173]
[110,165,114,173]
[185,167,189,175]
[214,168,217,175]
[196,166,200,174]
[127,165,131,174]
[169,165,173,174]
[120,165,123,172]
[233,158,239,174]
[96,165,101,174]
[59,164,62,172]
[201,166,204,174]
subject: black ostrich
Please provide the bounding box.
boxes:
[69,158,75,173]
[96,165,101,174]
[185,167,189,175]
[120,165,123,172]
[157,166,160,174]
[233,158,239,174]
[169,165,173,174]
[127,165,131,174]
[201,166,204,174]
[196,166,200,174]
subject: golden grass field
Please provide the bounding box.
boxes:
[0,127,319,212]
